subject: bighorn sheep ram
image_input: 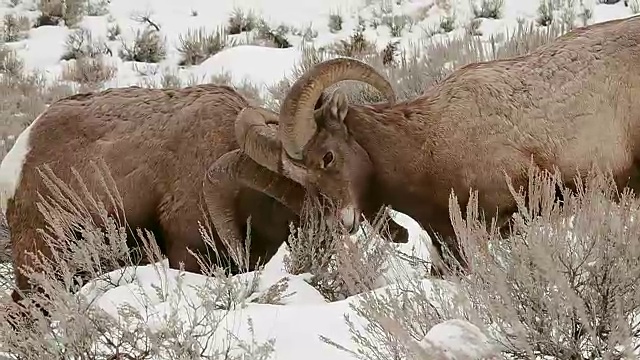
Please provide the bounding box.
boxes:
[0,84,311,306]
[211,15,640,273]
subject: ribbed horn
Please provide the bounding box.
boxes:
[278,57,396,160]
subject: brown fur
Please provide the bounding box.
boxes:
[5,84,299,305]
[219,15,640,273]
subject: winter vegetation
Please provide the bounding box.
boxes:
[0,0,639,359]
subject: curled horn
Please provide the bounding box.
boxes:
[234,107,308,185]
[234,107,282,174]
[278,57,397,160]
[207,149,306,214]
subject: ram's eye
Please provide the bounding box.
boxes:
[321,151,334,168]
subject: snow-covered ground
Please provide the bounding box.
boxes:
[73,228,471,360]
[1,0,635,99]
[0,0,638,358]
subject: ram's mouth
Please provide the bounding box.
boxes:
[339,205,360,235]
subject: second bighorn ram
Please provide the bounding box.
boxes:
[0,84,307,307]
[211,15,640,273]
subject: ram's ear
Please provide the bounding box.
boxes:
[313,90,349,129]
[314,91,329,110]
[327,90,349,124]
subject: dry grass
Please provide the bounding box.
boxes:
[283,195,395,301]
[328,13,344,33]
[36,0,86,28]
[448,166,640,358]
[86,0,110,17]
[0,46,74,157]
[263,19,571,115]
[177,27,236,66]
[0,139,406,358]
[0,6,636,358]
[0,44,23,76]
[472,0,505,19]
[327,26,377,58]
[247,20,292,49]
[1,13,31,43]
[119,27,166,63]
[226,7,258,35]
[61,27,111,61]
[61,56,117,89]
[0,161,279,359]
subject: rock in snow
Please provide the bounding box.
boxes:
[421,319,499,359]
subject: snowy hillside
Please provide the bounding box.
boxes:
[0,0,635,108]
[0,0,639,359]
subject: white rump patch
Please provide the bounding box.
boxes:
[0,114,42,217]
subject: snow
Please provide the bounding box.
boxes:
[421,319,498,359]
[75,241,466,360]
[190,45,303,93]
[0,0,638,358]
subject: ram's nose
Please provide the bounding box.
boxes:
[339,205,361,235]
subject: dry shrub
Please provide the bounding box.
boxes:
[2,13,31,42]
[36,0,65,26]
[328,13,343,33]
[86,0,109,17]
[381,14,414,37]
[0,47,74,157]
[320,279,461,360]
[328,27,376,58]
[0,161,277,359]
[61,27,111,61]
[472,0,505,19]
[315,216,461,359]
[227,7,257,35]
[0,44,23,76]
[319,219,462,360]
[266,19,571,111]
[119,27,166,63]
[290,24,318,41]
[231,80,264,106]
[537,0,555,26]
[177,27,235,66]
[159,72,182,89]
[283,195,395,301]
[489,20,571,60]
[449,165,640,358]
[248,20,291,49]
[439,14,456,33]
[36,0,86,27]
[106,22,121,41]
[0,213,10,263]
[61,56,116,89]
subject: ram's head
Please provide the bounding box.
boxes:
[218,57,396,234]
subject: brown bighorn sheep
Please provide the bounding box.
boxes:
[0,84,308,306]
[211,15,640,273]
